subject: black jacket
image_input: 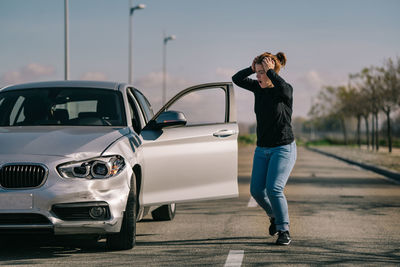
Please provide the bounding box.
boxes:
[232,67,294,147]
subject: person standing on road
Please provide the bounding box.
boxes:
[232,52,297,245]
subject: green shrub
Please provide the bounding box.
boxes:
[295,138,305,146]
[305,138,348,146]
[238,134,257,145]
[378,138,400,147]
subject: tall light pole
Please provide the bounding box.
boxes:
[162,33,176,105]
[128,1,145,84]
[64,0,69,80]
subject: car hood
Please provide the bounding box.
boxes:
[0,126,131,159]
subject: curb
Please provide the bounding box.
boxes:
[306,146,400,183]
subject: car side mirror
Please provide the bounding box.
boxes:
[146,110,187,130]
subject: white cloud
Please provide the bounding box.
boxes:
[303,70,324,89]
[294,70,345,92]
[134,72,192,110]
[2,71,21,84]
[1,63,56,85]
[215,67,236,79]
[291,70,347,118]
[23,63,55,76]
[135,72,191,91]
[79,72,108,81]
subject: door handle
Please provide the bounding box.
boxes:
[213,129,237,138]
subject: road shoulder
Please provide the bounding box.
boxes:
[307,145,400,183]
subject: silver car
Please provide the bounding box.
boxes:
[0,80,238,250]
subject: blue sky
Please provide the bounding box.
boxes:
[1,0,399,122]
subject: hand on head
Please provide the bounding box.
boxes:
[252,56,275,72]
[262,57,275,71]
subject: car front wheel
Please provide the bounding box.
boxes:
[151,203,176,221]
[107,174,137,250]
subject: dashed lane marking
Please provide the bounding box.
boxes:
[247,196,258,207]
[224,250,244,267]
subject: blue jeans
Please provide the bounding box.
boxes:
[250,141,297,232]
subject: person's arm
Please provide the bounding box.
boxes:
[267,69,293,100]
[232,67,258,92]
[262,57,292,100]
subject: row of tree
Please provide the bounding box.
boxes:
[309,57,400,152]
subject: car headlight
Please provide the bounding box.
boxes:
[57,155,125,179]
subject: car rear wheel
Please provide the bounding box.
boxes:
[151,203,176,221]
[106,174,137,250]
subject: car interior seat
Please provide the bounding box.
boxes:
[53,109,69,124]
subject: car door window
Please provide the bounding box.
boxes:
[10,96,25,125]
[127,92,142,133]
[166,87,226,126]
[132,89,154,123]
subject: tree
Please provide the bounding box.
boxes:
[309,85,354,144]
[346,81,365,148]
[353,67,383,151]
[308,56,400,150]
[378,58,400,152]
[349,74,373,149]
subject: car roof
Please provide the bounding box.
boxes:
[1,80,123,92]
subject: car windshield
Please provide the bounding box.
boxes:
[0,88,126,126]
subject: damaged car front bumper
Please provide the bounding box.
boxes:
[0,154,131,235]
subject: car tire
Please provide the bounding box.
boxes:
[151,203,176,221]
[106,173,137,250]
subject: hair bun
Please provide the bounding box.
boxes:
[276,52,287,67]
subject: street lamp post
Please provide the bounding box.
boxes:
[162,33,176,105]
[64,0,69,80]
[128,1,145,84]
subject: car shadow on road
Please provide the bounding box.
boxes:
[0,234,107,261]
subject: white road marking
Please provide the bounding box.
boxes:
[247,196,258,207]
[224,250,244,267]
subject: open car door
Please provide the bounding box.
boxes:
[140,82,238,206]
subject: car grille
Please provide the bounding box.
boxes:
[0,213,53,235]
[0,213,51,225]
[0,164,47,188]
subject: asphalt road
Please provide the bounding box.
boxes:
[1,145,400,266]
